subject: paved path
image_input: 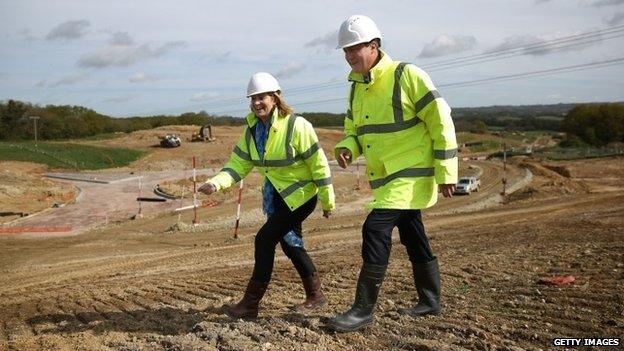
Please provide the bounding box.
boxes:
[3,169,216,235]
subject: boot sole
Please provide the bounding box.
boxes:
[223,306,258,319]
[331,319,372,333]
[398,308,441,317]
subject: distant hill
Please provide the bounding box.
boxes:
[1,99,621,141]
[452,103,597,119]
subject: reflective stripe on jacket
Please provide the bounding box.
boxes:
[209,108,335,211]
[334,50,458,209]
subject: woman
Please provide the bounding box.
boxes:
[198,72,335,319]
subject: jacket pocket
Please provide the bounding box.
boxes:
[381,149,423,176]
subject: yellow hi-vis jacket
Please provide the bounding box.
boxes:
[208,108,335,211]
[334,50,458,210]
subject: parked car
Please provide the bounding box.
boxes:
[160,134,181,148]
[454,176,481,195]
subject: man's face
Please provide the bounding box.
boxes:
[343,42,377,75]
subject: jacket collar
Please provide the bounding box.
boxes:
[245,107,291,134]
[348,49,393,84]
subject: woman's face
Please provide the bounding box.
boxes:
[250,92,276,121]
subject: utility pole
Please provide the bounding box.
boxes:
[29,116,40,147]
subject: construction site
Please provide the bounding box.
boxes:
[0,125,623,351]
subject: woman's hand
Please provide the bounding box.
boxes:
[323,210,332,218]
[198,182,217,195]
[337,149,351,169]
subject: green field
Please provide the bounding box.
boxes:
[0,141,146,170]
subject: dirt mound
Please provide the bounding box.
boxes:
[0,161,75,224]
[542,164,572,178]
[506,158,590,203]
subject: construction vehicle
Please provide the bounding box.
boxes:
[190,124,216,142]
[160,134,181,148]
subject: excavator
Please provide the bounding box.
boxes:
[190,124,216,142]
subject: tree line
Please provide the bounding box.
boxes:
[561,103,624,146]
[1,99,621,146]
[0,100,244,141]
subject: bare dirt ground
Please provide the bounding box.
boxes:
[0,126,623,350]
[0,162,76,225]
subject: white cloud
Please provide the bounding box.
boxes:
[534,0,553,3]
[18,29,37,41]
[48,73,88,87]
[129,72,155,83]
[202,51,232,63]
[109,31,134,46]
[77,41,186,68]
[275,61,306,79]
[590,0,624,7]
[190,91,219,101]
[304,30,339,52]
[487,33,596,56]
[487,35,545,53]
[419,34,477,58]
[46,20,90,41]
[605,11,624,25]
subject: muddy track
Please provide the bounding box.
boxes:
[1,159,623,350]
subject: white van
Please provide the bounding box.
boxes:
[454,176,481,195]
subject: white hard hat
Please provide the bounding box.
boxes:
[246,72,281,97]
[336,15,382,49]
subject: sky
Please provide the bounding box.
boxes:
[1,0,623,118]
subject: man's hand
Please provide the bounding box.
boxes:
[439,184,456,198]
[337,149,352,169]
[322,209,332,218]
[198,182,217,195]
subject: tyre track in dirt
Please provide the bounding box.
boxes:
[2,159,623,350]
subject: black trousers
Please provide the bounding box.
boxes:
[251,192,318,283]
[361,209,434,266]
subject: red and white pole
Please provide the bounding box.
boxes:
[192,156,199,225]
[234,179,244,238]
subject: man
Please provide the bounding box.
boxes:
[330,15,458,332]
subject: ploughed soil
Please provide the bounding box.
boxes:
[0,125,622,350]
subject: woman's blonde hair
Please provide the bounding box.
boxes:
[273,91,293,117]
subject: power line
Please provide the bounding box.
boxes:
[282,58,623,111]
[438,57,624,89]
[141,24,624,115]
[422,24,624,68]
[207,57,624,115]
[427,32,624,72]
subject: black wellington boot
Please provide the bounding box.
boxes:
[398,258,441,317]
[330,262,387,332]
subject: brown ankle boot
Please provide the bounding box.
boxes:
[222,280,269,319]
[293,272,327,312]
